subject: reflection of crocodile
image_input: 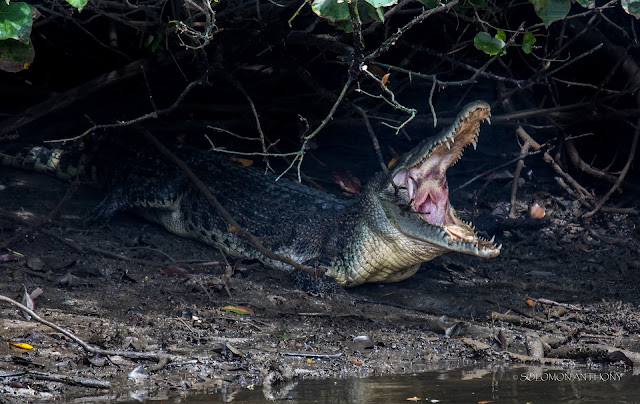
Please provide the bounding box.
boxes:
[1,101,500,286]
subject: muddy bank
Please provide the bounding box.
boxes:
[1,168,639,402]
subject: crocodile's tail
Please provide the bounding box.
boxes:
[0,144,95,183]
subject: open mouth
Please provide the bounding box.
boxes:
[390,101,500,256]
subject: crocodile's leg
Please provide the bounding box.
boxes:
[86,173,189,224]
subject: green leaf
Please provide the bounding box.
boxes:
[575,0,595,7]
[474,31,505,56]
[311,0,349,22]
[528,0,570,27]
[522,32,536,54]
[529,0,546,11]
[322,0,384,32]
[621,0,640,18]
[311,0,393,24]
[365,0,397,7]
[0,38,34,72]
[0,2,33,43]
[66,0,88,11]
[495,29,506,42]
[417,0,440,8]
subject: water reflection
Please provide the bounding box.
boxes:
[138,365,640,403]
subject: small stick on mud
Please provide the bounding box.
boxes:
[25,371,111,389]
[510,127,541,218]
[530,297,586,311]
[0,294,173,365]
[283,352,343,359]
[485,298,549,323]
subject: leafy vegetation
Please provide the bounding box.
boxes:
[0,0,85,72]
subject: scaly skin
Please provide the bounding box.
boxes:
[1,101,500,287]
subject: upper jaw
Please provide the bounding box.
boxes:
[385,100,501,258]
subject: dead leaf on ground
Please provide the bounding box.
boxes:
[0,253,18,262]
[330,169,361,194]
[221,305,254,315]
[160,266,190,277]
[529,202,545,219]
[21,284,34,320]
[230,157,253,167]
[496,330,507,348]
[27,257,45,271]
[7,342,34,350]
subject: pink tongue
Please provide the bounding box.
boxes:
[418,197,446,225]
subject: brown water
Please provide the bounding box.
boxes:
[131,366,640,403]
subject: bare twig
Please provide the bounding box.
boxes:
[584,119,639,218]
[0,54,177,137]
[0,294,173,363]
[353,104,391,180]
[509,127,541,218]
[44,79,204,144]
[366,0,459,61]
[278,77,353,182]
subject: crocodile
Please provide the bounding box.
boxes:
[1,101,500,287]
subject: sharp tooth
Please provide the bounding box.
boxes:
[490,235,495,243]
[472,140,477,150]
[473,245,479,254]
[446,141,451,150]
[498,243,503,250]
[486,117,491,124]
[449,134,455,143]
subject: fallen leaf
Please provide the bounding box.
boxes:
[86,353,107,367]
[387,157,398,168]
[221,305,254,315]
[381,73,390,85]
[351,360,362,366]
[306,358,315,364]
[478,401,494,404]
[0,253,18,262]
[7,342,34,350]
[160,266,190,277]
[226,342,244,357]
[529,202,545,219]
[485,170,513,180]
[22,285,34,320]
[230,157,253,167]
[496,330,506,348]
[406,397,421,401]
[525,298,536,307]
[330,169,361,194]
[27,257,45,271]
[30,287,43,300]
[228,225,237,233]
